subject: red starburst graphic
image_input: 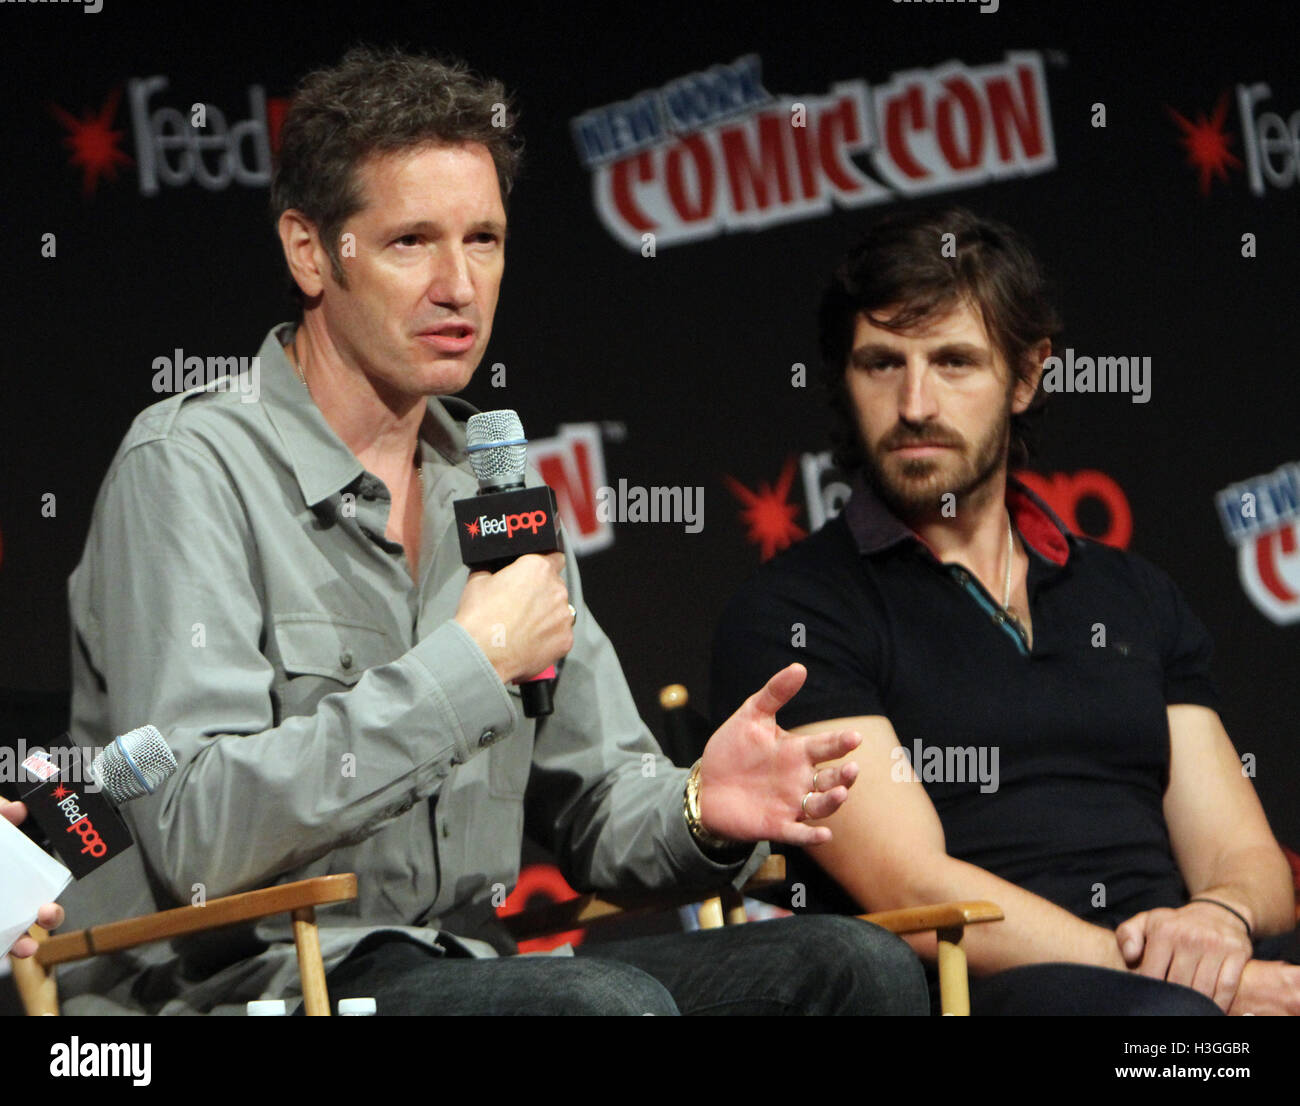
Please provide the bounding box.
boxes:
[724,456,807,561]
[51,783,70,799]
[463,518,481,538]
[1167,93,1243,196]
[49,85,134,197]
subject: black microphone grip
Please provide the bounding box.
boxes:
[18,739,134,879]
[520,680,553,718]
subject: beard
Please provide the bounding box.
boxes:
[858,399,1012,521]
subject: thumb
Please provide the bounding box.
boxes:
[1115,914,1146,964]
[749,663,807,717]
[0,799,26,826]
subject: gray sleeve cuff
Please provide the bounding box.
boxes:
[407,619,518,768]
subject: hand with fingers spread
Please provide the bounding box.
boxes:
[696,663,861,847]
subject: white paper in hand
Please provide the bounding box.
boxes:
[0,814,72,955]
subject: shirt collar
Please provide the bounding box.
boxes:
[257,322,474,507]
[843,468,1073,567]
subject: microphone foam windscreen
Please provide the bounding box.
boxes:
[466,410,527,488]
[90,725,178,804]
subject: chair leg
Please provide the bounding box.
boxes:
[935,925,970,1016]
[720,888,748,925]
[10,926,59,1016]
[291,906,331,1016]
[697,896,724,929]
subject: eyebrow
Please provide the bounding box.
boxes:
[849,341,992,367]
[378,217,508,239]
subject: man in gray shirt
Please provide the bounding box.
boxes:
[59,45,926,1015]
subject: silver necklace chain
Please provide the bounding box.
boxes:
[1002,509,1013,610]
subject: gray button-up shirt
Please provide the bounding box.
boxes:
[61,323,763,1014]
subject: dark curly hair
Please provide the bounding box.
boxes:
[270,44,523,309]
[818,206,1062,472]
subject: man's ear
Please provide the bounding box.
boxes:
[277,209,329,300]
[1013,338,1051,414]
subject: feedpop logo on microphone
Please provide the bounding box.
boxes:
[20,761,134,878]
[49,783,109,858]
[464,508,550,540]
[455,485,561,568]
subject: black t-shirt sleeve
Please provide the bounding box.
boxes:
[1127,551,1220,711]
[710,537,887,730]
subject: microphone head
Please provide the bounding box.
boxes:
[90,725,177,804]
[466,410,528,490]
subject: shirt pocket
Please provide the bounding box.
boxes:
[271,614,398,716]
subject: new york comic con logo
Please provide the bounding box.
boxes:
[571,52,1056,249]
[464,510,550,540]
[1216,462,1300,624]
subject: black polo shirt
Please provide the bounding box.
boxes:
[710,474,1220,926]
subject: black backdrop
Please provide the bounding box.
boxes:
[2,0,1297,858]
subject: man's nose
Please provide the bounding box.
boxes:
[897,363,938,422]
[428,247,475,308]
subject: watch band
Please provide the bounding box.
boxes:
[683,759,740,852]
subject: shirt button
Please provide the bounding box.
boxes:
[479,728,497,747]
[340,651,354,669]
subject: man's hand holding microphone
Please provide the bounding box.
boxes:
[455,551,574,684]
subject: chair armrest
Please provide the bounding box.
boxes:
[858,900,1004,935]
[34,874,359,968]
[859,901,1003,1017]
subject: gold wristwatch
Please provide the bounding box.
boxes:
[683,759,741,852]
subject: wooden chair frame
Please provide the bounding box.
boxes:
[11,860,1000,1015]
[10,874,358,1016]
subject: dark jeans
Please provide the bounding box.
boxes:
[307,915,928,1015]
[952,963,1225,1015]
[928,929,1300,1015]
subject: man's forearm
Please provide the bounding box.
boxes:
[1188,843,1297,940]
[861,853,1129,975]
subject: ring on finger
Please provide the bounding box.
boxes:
[811,768,823,792]
[801,791,814,817]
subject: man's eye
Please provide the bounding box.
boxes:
[394,234,421,247]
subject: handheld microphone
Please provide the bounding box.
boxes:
[454,410,561,718]
[20,725,177,878]
[1,725,176,953]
